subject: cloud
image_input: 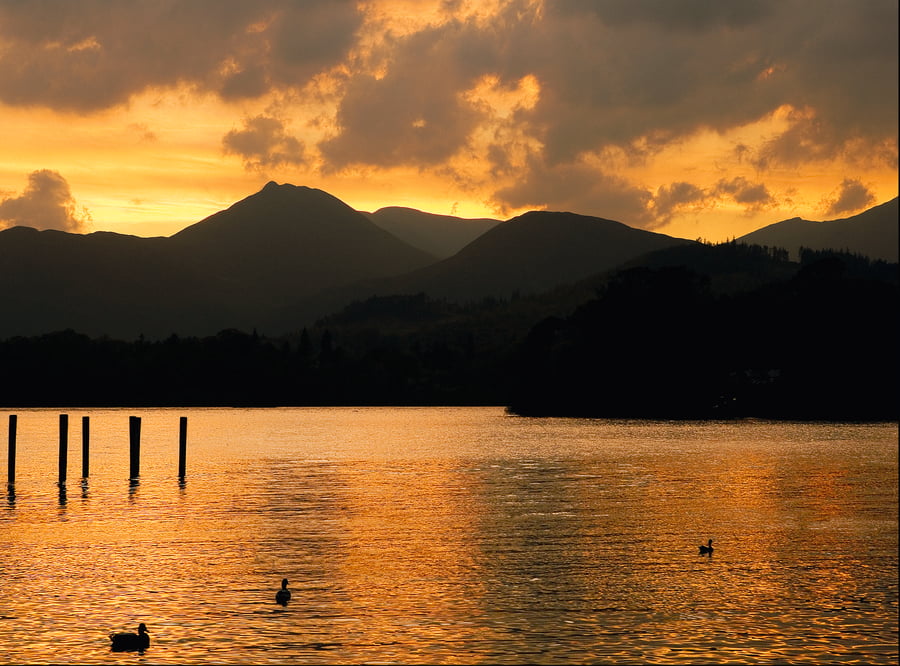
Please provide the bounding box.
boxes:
[823,178,876,217]
[491,155,656,227]
[0,0,895,212]
[0,170,91,232]
[652,181,711,221]
[223,115,306,170]
[0,1,363,110]
[529,1,896,167]
[715,176,776,212]
[556,0,775,31]
[318,20,489,169]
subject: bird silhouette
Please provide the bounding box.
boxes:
[109,623,149,651]
[699,539,714,555]
[276,578,292,605]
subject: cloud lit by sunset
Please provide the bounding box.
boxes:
[0,0,896,241]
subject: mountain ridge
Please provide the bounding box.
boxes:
[736,197,898,262]
[0,183,894,340]
[364,206,500,258]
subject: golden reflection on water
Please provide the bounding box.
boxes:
[0,409,896,664]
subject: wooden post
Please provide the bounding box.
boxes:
[178,416,187,478]
[58,414,68,485]
[7,414,16,485]
[129,415,141,479]
[81,416,90,478]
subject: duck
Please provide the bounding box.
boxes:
[276,578,291,605]
[109,623,150,651]
[699,538,714,555]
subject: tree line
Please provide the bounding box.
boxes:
[0,245,895,419]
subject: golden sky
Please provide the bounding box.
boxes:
[0,0,896,242]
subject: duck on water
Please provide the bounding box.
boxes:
[699,539,714,555]
[276,578,291,605]
[109,623,149,651]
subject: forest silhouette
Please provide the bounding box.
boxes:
[1,244,895,420]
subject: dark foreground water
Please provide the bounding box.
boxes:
[1,407,896,664]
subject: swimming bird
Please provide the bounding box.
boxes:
[276,578,291,605]
[699,539,714,555]
[109,623,150,651]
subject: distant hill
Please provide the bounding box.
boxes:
[0,182,435,339]
[736,198,898,262]
[6,182,891,342]
[0,226,241,339]
[364,206,500,258]
[363,210,693,302]
[170,182,435,304]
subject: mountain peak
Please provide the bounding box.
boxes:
[736,198,898,262]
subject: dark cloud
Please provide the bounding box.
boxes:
[492,155,655,227]
[824,178,876,216]
[525,0,897,166]
[652,181,710,221]
[319,21,488,169]
[0,1,362,110]
[268,2,361,81]
[715,176,776,212]
[219,65,271,101]
[315,0,895,213]
[553,0,775,31]
[0,170,91,232]
[0,0,894,209]
[222,115,306,170]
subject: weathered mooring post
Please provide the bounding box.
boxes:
[82,416,90,478]
[7,414,16,485]
[129,415,141,479]
[178,416,187,479]
[58,414,68,485]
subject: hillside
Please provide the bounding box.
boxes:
[365,206,499,258]
[363,210,693,302]
[0,226,240,339]
[736,197,898,261]
[171,182,436,301]
[3,244,894,418]
[2,184,894,342]
[0,183,436,339]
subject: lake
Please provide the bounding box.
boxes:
[1,407,897,664]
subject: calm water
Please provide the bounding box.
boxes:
[1,407,896,664]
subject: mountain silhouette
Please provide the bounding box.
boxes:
[365,206,500,258]
[171,182,435,299]
[0,182,434,338]
[362,210,693,302]
[736,198,898,262]
[0,225,240,338]
[1,184,893,341]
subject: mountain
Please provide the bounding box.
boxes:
[170,182,435,300]
[364,206,500,258]
[735,198,898,262]
[0,182,436,339]
[361,210,693,302]
[0,226,239,339]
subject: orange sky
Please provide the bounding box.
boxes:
[0,0,896,242]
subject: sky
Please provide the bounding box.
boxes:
[0,0,896,242]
